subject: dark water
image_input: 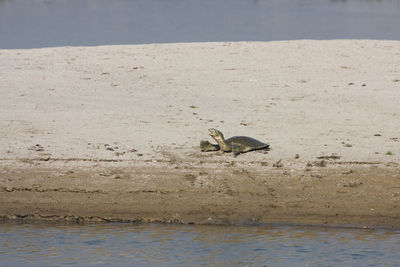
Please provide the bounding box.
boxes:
[0,0,400,49]
[1,222,399,266]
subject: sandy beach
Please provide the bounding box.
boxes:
[0,40,399,228]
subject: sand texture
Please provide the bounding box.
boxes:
[0,40,399,228]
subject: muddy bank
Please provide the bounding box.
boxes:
[1,156,399,228]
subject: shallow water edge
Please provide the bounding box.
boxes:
[1,217,399,231]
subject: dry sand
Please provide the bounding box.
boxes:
[0,40,399,228]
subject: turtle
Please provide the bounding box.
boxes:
[200,128,270,157]
[200,140,220,152]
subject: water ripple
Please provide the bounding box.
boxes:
[0,222,399,266]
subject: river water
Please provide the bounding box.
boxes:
[1,222,399,266]
[0,0,400,49]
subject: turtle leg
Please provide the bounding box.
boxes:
[231,143,242,157]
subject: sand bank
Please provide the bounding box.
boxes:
[0,40,399,228]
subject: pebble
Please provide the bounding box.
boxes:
[273,159,283,168]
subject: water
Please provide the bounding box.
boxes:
[1,222,399,266]
[1,0,400,49]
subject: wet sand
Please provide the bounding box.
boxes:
[0,40,399,228]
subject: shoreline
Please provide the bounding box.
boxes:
[1,40,399,228]
[1,159,400,229]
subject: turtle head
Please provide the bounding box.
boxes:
[208,128,224,141]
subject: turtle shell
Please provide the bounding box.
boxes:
[226,136,269,149]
